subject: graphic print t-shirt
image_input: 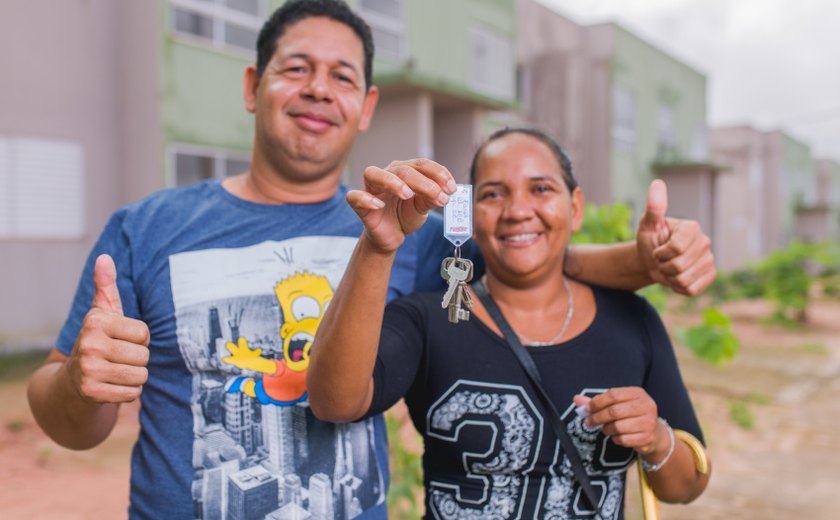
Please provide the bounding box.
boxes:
[170,236,384,520]
[56,181,452,519]
[366,287,705,520]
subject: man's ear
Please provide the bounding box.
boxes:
[570,187,585,232]
[243,64,259,114]
[357,85,379,132]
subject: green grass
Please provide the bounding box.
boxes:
[0,350,47,382]
[728,399,755,429]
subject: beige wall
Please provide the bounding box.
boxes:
[0,0,161,347]
[348,93,434,188]
[710,126,766,271]
[796,207,831,243]
[656,167,718,252]
[515,0,613,204]
[433,107,483,184]
[710,127,805,271]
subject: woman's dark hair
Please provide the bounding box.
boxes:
[256,0,375,90]
[468,127,578,191]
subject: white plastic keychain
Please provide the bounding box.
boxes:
[440,184,474,323]
[443,184,472,249]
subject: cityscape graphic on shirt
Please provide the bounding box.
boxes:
[171,237,384,520]
[176,295,382,520]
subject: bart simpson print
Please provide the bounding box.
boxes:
[223,272,333,405]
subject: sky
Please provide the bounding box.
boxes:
[537,0,840,161]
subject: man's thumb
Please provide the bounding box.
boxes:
[639,179,669,242]
[92,254,123,315]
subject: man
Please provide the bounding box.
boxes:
[28,1,714,518]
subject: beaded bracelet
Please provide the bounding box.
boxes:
[640,417,675,472]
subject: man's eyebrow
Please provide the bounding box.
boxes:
[528,176,562,183]
[476,181,503,189]
[282,53,360,74]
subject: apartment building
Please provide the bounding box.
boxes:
[0,0,516,346]
[710,126,818,271]
[516,0,713,222]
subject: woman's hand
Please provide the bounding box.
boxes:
[574,387,668,458]
[347,158,456,254]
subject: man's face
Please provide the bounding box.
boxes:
[245,16,378,183]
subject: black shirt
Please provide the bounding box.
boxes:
[366,284,703,519]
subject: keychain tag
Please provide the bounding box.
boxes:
[443,184,472,247]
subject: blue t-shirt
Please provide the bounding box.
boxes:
[57,180,467,519]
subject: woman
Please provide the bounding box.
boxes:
[308,128,711,519]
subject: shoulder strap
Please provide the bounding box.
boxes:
[473,279,604,517]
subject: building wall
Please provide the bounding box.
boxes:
[516,0,609,203]
[516,2,708,216]
[118,2,165,204]
[608,24,708,218]
[348,94,434,185]
[351,0,516,187]
[375,0,516,104]
[816,159,840,240]
[711,127,818,270]
[433,108,484,182]
[710,126,766,271]
[0,0,161,346]
[766,131,813,249]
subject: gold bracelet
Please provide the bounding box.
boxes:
[674,429,710,475]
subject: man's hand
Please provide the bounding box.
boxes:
[637,180,716,296]
[346,158,456,254]
[64,254,150,403]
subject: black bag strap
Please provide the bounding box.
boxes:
[473,278,603,518]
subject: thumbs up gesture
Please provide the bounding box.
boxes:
[636,180,716,296]
[65,254,150,403]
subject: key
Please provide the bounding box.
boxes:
[441,258,472,308]
[452,257,473,283]
[448,287,464,323]
[440,257,455,280]
[451,283,472,322]
[459,282,474,310]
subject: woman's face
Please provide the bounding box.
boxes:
[473,133,583,284]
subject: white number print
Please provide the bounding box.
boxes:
[425,384,632,519]
[425,380,544,519]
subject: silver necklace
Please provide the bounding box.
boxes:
[484,275,575,347]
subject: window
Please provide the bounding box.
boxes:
[468,23,515,100]
[611,85,636,150]
[690,122,708,161]
[656,104,676,158]
[358,0,406,62]
[170,0,268,55]
[0,137,84,239]
[170,146,250,187]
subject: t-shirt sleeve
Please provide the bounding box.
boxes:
[362,297,427,418]
[640,299,705,445]
[55,210,141,356]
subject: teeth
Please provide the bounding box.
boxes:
[506,233,538,242]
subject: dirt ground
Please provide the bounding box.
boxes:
[2,297,839,519]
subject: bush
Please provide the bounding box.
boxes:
[710,241,840,324]
[571,202,636,245]
[385,412,424,518]
[677,307,740,365]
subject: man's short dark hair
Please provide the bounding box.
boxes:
[469,127,578,192]
[256,0,375,90]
